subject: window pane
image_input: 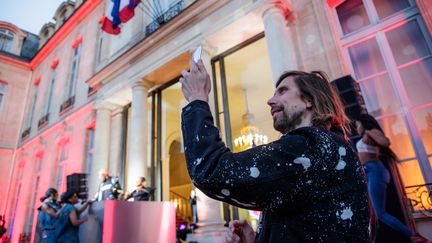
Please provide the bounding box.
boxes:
[359,74,400,116]
[223,38,278,153]
[397,159,425,187]
[386,20,431,66]
[336,0,370,35]
[399,57,432,107]
[373,0,410,19]
[348,38,386,79]
[397,159,426,211]
[413,107,432,154]
[377,115,416,159]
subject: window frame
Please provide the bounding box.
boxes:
[65,43,82,101]
[0,28,15,52]
[0,82,6,114]
[331,0,432,187]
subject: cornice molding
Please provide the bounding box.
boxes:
[0,54,31,70]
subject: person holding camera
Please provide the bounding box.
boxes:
[179,60,371,242]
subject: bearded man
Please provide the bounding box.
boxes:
[179,60,371,243]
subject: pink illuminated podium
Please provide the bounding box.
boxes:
[82,201,176,243]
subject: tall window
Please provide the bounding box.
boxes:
[95,29,104,66]
[58,142,69,162]
[44,69,56,115]
[333,0,432,200]
[0,28,14,52]
[54,166,65,192]
[26,176,40,233]
[35,156,43,173]
[26,84,39,129]
[0,83,5,112]
[65,44,81,100]
[85,128,95,173]
[211,34,275,227]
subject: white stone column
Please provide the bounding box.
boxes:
[187,43,226,243]
[109,107,124,178]
[126,80,151,192]
[262,1,298,83]
[89,102,112,196]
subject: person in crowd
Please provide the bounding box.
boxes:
[38,188,62,243]
[0,215,6,239]
[355,114,430,243]
[224,220,255,243]
[189,190,198,224]
[94,168,122,201]
[179,59,371,242]
[124,177,154,201]
[55,191,90,242]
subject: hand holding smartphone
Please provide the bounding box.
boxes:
[192,46,202,63]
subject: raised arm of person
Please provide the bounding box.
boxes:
[180,60,320,211]
[364,129,390,147]
[76,201,90,214]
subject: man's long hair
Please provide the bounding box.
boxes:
[276,71,350,139]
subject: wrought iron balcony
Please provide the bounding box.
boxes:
[38,113,50,129]
[21,127,31,140]
[88,86,96,96]
[60,96,75,114]
[405,183,432,217]
[145,0,185,36]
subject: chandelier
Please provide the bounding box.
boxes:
[233,89,268,150]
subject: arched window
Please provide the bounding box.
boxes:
[0,28,15,52]
[60,9,68,24]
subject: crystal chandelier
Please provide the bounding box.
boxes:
[233,89,268,149]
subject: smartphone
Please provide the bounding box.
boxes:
[192,46,202,63]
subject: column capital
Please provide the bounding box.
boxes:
[130,79,154,91]
[111,107,124,116]
[262,0,293,24]
[95,100,119,111]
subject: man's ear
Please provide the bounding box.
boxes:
[302,95,313,109]
[306,99,312,108]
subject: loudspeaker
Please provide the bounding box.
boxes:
[331,75,367,139]
[66,173,88,200]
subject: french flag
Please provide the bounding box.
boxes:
[101,0,141,35]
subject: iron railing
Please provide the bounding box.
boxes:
[405,183,432,217]
[38,113,49,129]
[145,0,185,36]
[21,127,31,140]
[87,86,96,96]
[60,96,75,114]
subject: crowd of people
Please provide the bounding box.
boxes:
[179,59,431,242]
[36,168,153,243]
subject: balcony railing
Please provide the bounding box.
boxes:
[405,183,432,217]
[88,86,96,96]
[21,127,31,140]
[38,113,49,129]
[60,96,75,114]
[145,0,185,36]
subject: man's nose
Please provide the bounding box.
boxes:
[267,96,276,106]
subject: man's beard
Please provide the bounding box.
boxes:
[273,108,304,134]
